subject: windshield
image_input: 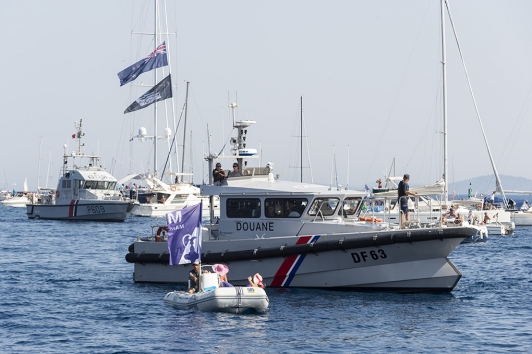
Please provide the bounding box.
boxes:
[308,198,340,216]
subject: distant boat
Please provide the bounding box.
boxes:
[509,209,532,226]
[2,178,30,208]
[2,194,31,207]
[0,189,11,201]
[26,120,135,221]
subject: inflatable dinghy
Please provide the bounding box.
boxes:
[163,273,269,313]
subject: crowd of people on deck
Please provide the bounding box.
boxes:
[440,206,496,226]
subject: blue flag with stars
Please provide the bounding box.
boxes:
[117,42,168,86]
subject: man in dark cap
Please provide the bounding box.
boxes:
[187,262,201,293]
[398,174,419,228]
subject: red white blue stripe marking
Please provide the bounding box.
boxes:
[68,200,78,218]
[270,235,321,287]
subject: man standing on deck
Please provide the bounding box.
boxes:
[490,191,496,208]
[398,174,419,228]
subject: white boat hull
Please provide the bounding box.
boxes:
[510,211,532,226]
[127,228,472,292]
[2,197,29,207]
[131,198,219,218]
[484,223,511,235]
[26,200,129,221]
[164,287,269,313]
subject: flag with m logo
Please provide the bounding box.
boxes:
[166,202,202,265]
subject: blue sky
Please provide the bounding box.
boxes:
[1,0,532,194]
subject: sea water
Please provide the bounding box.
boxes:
[1,206,531,353]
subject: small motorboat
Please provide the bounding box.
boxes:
[163,273,269,313]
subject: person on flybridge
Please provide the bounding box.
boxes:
[227,163,242,177]
[213,163,226,185]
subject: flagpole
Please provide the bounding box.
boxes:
[198,200,203,292]
[181,82,189,182]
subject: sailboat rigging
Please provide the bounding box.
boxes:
[443,0,508,207]
[118,1,217,218]
[287,96,314,184]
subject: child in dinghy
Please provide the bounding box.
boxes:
[248,273,265,289]
[212,264,233,287]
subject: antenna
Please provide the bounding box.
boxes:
[334,148,339,190]
[229,102,238,128]
[206,124,213,184]
[37,137,42,190]
[189,130,193,183]
[46,149,52,189]
[329,145,334,190]
[346,145,350,190]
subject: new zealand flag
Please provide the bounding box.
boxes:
[124,74,172,113]
[166,202,203,266]
[117,42,168,86]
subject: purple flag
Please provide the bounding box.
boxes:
[166,203,202,265]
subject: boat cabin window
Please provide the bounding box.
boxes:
[226,198,261,218]
[81,181,117,190]
[157,193,169,203]
[339,197,362,216]
[61,179,72,188]
[308,197,340,216]
[83,181,96,189]
[264,198,308,218]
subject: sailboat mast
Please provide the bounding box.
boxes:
[153,0,158,176]
[441,0,449,205]
[46,149,52,189]
[300,96,303,183]
[181,81,190,182]
[37,137,42,190]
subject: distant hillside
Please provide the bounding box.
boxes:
[451,175,532,195]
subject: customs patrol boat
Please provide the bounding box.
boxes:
[26,120,134,221]
[125,119,475,292]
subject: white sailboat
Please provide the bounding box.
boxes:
[2,178,30,207]
[501,189,532,226]
[365,0,514,236]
